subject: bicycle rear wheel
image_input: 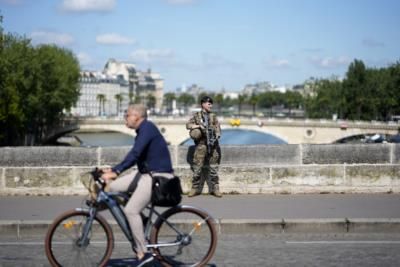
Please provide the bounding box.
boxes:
[150,205,218,267]
[45,209,114,267]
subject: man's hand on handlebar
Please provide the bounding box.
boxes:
[100,168,118,182]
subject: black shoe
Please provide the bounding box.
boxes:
[136,253,154,267]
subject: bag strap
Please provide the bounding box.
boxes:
[127,172,142,193]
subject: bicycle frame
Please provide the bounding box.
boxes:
[45,169,217,267]
[79,187,201,251]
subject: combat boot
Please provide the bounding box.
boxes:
[212,185,222,198]
[188,188,200,197]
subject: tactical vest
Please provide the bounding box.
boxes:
[194,111,218,143]
[194,111,217,128]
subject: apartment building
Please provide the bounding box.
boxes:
[71,59,164,117]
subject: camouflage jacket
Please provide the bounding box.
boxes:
[186,110,221,140]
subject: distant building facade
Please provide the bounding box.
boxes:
[71,59,164,117]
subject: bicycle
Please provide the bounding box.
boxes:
[44,169,218,267]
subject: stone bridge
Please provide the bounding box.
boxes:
[49,117,399,145]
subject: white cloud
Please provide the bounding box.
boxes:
[362,38,385,48]
[30,31,74,46]
[165,0,196,5]
[61,0,115,13]
[310,56,350,68]
[130,49,175,64]
[0,0,22,5]
[77,52,93,65]
[202,53,242,69]
[96,33,136,45]
[264,58,291,68]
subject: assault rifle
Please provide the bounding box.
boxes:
[205,126,217,155]
[203,114,217,155]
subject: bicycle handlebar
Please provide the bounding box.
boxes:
[90,168,106,189]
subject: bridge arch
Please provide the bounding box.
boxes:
[179,127,288,145]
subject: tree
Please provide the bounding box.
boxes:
[163,92,176,112]
[249,94,259,116]
[342,59,367,120]
[380,62,400,120]
[0,34,33,144]
[178,93,195,113]
[128,83,135,104]
[283,91,302,117]
[258,91,284,117]
[33,45,80,137]
[304,78,342,119]
[96,94,106,116]
[0,20,80,145]
[214,93,224,114]
[146,94,156,110]
[197,92,208,104]
[237,94,247,116]
[114,93,123,115]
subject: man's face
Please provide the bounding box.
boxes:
[202,101,213,113]
[124,109,141,129]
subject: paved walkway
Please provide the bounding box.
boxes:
[2,194,399,266]
[1,193,400,221]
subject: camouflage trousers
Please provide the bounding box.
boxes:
[191,144,220,193]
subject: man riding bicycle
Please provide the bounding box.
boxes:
[101,104,174,267]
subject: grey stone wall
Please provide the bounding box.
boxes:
[0,144,399,195]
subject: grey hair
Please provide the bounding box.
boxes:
[127,104,148,118]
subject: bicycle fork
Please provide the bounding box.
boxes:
[76,207,97,248]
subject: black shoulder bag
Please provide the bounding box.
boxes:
[151,174,183,207]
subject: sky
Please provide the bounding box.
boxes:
[1,0,399,92]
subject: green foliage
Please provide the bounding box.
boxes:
[304,78,343,119]
[249,94,259,116]
[114,93,123,114]
[177,93,195,107]
[163,92,176,110]
[146,94,156,109]
[0,27,80,145]
[304,59,400,121]
[214,93,224,114]
[96,94,106,116]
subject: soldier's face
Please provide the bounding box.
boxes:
[202,101,213,112]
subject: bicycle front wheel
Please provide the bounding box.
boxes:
[45,209,114,267]
[150,205,218,267]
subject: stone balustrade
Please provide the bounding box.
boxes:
[0,144,399,195]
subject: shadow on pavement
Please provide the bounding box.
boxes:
[106,258,161,266]
[106,258,216,266]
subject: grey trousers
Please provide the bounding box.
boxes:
[109,170,173,254]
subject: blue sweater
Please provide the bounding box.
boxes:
[112,119,173,174]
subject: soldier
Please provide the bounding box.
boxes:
[186,96,222,197]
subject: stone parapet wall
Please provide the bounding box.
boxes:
[0,144,399,195]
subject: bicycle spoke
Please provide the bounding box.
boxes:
[151,207,217,267]
[45,210,113,267]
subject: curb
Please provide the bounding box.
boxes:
[2,218,400,238]
[217,218,400,234]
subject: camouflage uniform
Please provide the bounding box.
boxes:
[186,110,221,195]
